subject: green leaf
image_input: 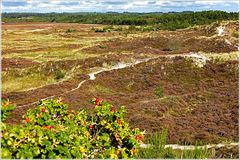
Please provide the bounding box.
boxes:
[1,148,12,158]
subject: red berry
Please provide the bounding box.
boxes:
[135,135,142,141]
[95,98,100,106]
[43,126,52,129]
[89,124,94,129]
[42,125,48,129]
[41,108,46,112]
[25,118,30,123]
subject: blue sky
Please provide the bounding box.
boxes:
[2,0,239,13]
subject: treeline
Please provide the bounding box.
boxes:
[2,11,238,30]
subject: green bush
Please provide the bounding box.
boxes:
[155,86,164,99]
[1,98,143,159]
[55,70,65,80]
[1,99,15,121]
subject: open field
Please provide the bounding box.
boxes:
[2,21,239,158]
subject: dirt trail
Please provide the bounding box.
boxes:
[17,58,152,108]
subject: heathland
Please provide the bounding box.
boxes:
[1,11,239,158]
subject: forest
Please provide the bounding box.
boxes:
[2,11,238,30]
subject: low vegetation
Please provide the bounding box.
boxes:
[138,130,209,159]
[2,70,56,93]
[54,70,65,80]
[1,98,238,159]
[154,86,164,99]
[1,98,143,159]
[1,99,15,121]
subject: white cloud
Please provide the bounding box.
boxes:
[195,0,224,5]
[2,0,239,12]
[132,1,149,6]
[155,0,170,6]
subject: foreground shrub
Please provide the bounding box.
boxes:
[1,98,143,159]
[1,99,15,121]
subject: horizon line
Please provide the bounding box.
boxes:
[2,10,238,14]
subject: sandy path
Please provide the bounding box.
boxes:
[17,58,152,108]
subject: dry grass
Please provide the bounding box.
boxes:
[2,72,56,93]
[202,51,238,62]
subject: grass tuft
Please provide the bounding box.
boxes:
[137,129,210,159]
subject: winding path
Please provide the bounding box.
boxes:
[16,53,210,108]
[17,58,152,108]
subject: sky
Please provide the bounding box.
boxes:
[1,0,239,13]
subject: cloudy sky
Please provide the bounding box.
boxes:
[2,0,239,13]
